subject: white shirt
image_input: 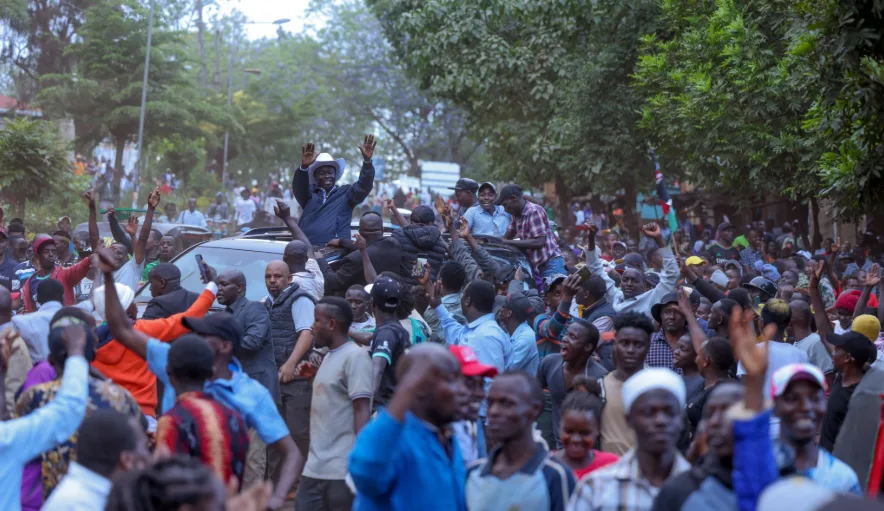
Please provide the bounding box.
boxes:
[93,258,143,293]
[43,461,112,511]
[177,209,208,227]
[234,197,257,225]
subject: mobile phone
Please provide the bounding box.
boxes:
[577,265,592,282]
[414,255,428,277]
[195,254,209,283]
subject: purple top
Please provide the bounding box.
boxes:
[19,361,56,511]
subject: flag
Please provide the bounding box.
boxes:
[651,148,679,234]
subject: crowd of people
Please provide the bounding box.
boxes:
[2,135,884,511]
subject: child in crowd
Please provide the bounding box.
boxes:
[554,391,619,479]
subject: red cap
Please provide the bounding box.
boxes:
[448,345,498,378]
[33,234,55,255]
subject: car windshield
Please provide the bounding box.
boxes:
[136,246,280,305]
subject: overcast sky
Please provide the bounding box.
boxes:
[216,0,324,39]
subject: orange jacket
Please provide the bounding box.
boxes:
[91,286,217,417]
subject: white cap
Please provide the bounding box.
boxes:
[92,283,136,322]
[622,368,686,414]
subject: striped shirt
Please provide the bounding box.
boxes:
[156,391,249,488]
[567,449,691,511]
[462,204,511,237]
[467,444,576,511]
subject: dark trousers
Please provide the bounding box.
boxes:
[268,379,312,491]
[294,476,353,511]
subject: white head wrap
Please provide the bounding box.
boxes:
[622,368,686,414]
[92,283,136,322]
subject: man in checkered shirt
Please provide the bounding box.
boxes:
[497,184,566,280]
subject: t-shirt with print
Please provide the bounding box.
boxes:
[801,448,861,494]
[303,341,373,480]
[370,321,411,408]
[706,243,741,265]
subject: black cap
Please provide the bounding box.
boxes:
[645,272,660,288]
[623,253,645,269]
[182,313,243,351]
[479,182,496,194]
[743,276,777,299]
[448,178,479,192]
[718,221,735,232]
[502,291,536,320]
[494,184,524,205]
[651,292,680,324]
[828,331,877,366]
[370,276,402,312]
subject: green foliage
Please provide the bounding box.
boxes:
[37,0,233,204]
[0,118,73,204]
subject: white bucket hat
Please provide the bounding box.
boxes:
[304,153,345,188]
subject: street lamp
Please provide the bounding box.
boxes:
[221,18,289,188]
[133,0,155,203]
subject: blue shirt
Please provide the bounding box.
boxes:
[436,307,512,416]
[0,356,89,510]
[146,339,288,444]
[0,254,18,292]
[462,204,511,237]
[350,410,466,511]
[508,321,539,376]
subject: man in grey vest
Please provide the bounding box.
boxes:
[263,260,317,492]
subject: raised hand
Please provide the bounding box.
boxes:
[125,215,138,237]
[427,279,442,309]
[82,190,95,210]
[514,267,526,282]
[809,262,824,289]
[301,142,318,168]
[728,308,772,379]
[0,328,19,373]
[273,199,291,220]
[357,134,377,161]
[830,237,841,254]
[866,263,881,288]
[147,187,161,209]
[458,218,471,239]
[353,233,367,251]
[641,222,662,240]
[561,273,581,302]
[417,264,431,286]
[676,286,693,318]
[95,247,117,273]
[61,324,87,358]
[106,206,117,218]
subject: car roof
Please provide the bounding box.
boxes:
[72,222,210,236]
[189,236,289,253]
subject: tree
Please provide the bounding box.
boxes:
[38,0,232,204]
[0,117,78,217]
[314,0,484,179]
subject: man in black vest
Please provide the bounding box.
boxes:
[142,263,200,319]
[264,260,317,490]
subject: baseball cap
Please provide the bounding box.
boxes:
[852,314,881,342]
[828,330,877,367]
[448,178,479,192]
[623,253,645,269]
[182,313,244,351]
[502,291,536,320]
[685,256,705,266]
[479,182,496,194]
[32,234,55,254]
[370,276,402,312]
[449,345,498,378]
[645,272,660,288]
[770,363,827,399]
[494,184,524,205]
[543,273,567,291]
[57,215,71,224]
[718,221,734,232]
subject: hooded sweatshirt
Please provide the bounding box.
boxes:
[392,224,448,285]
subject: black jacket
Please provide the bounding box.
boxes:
[320,236,402,296]
[392,224,448,285]
[142,287,200,320]
[226,295,277,400]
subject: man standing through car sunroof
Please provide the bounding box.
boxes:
[293,135,377,245]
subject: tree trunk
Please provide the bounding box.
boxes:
[622,181,639,240]
[111,137,126,206]
[12,197,25,220]
[213,29,221,92]
[810,196,822,252]
[197,0,207,90]
[554,173,573,228]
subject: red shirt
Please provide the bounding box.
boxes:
[157,391,250,488]
[570,450,620,479]
[21,258,91,312]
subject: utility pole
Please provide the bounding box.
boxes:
[221,29,235,187]
[134,0,155,201]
